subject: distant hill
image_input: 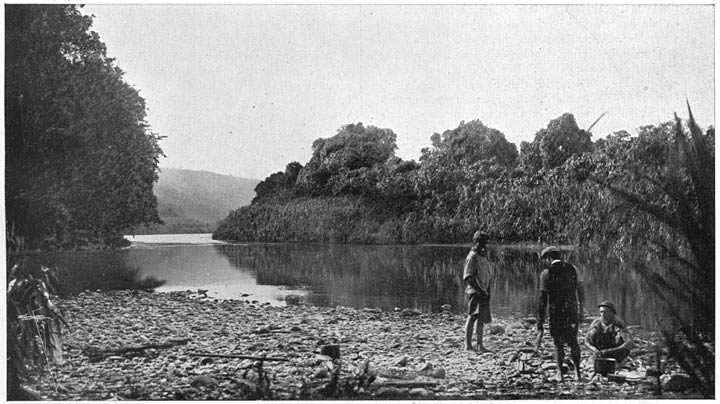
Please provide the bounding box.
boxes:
[132,168,260,234]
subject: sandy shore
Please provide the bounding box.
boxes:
[26,289,702,400]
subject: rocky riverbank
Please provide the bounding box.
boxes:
[27,289,704,400]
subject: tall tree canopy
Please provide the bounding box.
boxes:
[296,123,398,196]
[416,120,518,217]
[5,5,163,249]
[520,113,593,172]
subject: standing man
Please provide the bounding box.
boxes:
[585,301,633,363]
[464,230,494,353]
[537,246,585,382]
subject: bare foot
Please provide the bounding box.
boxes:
[477,347,494,354]
[549,373,563,382]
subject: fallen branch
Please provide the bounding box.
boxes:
[82,338,191,361]
[188,352,290,362]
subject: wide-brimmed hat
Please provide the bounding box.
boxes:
[598,300,616,313]
[540,246,560,259]
[473,230,490,242]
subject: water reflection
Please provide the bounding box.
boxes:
[11,251,165,298]
[215,243,663,327]
[21,239,666,328]
[123,244,308,303]
[216,243,463,313]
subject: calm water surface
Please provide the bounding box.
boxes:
[28,233,662,327]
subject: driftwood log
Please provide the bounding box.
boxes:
[80,338,191,362]
[187,352,290,362]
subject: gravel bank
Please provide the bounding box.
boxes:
[26,289,703,400]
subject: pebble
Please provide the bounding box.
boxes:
[312,367,329,379]
[410,387,430,396]
[394,356,409,367]
[374,387,406,397]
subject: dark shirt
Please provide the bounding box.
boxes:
[538,259,584,333]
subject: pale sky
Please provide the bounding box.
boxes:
[80,4,714,180]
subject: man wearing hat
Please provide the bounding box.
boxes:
[463,230,494,353]
[585,301,633,363]
[537,246,585,382]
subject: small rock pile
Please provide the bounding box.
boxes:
[24,290,705,400]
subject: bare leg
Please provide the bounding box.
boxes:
[465,315,476,351]
[550,340,564,382]
[476,322,486,351]
[570,339,583,381]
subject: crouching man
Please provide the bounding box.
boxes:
[585,301,633,363]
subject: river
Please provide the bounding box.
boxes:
[21,233,663,327]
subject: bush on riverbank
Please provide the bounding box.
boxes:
[214,197,406,244]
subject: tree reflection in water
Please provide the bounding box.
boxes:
[215,243,664,327]
[17,251,165,298]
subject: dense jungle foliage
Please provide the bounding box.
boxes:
[214,115,712,248]
[5,5,163,251]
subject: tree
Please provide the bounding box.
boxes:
[520,113,593,172]
[416,120,518,218]
[421,119,518,169]
[252,162,304,204]
[295,123,397,196]
[5,5,163,249]
[376,158,421,214]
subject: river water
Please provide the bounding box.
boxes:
[22,233,663,327]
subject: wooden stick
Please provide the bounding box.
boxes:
[187,352,290,362]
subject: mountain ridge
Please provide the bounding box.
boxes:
[133,168,260,234]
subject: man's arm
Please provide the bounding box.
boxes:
[464,274,485,297]
[537,290,548,331]
[585,325,600,354]
[463,255,488,299]
[537,270,548,331]
[618,328,634,350]
[575,266,585,321]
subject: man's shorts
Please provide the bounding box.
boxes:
[549,322,579,341]
[549,307,579,339]
[467,293,491,324]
